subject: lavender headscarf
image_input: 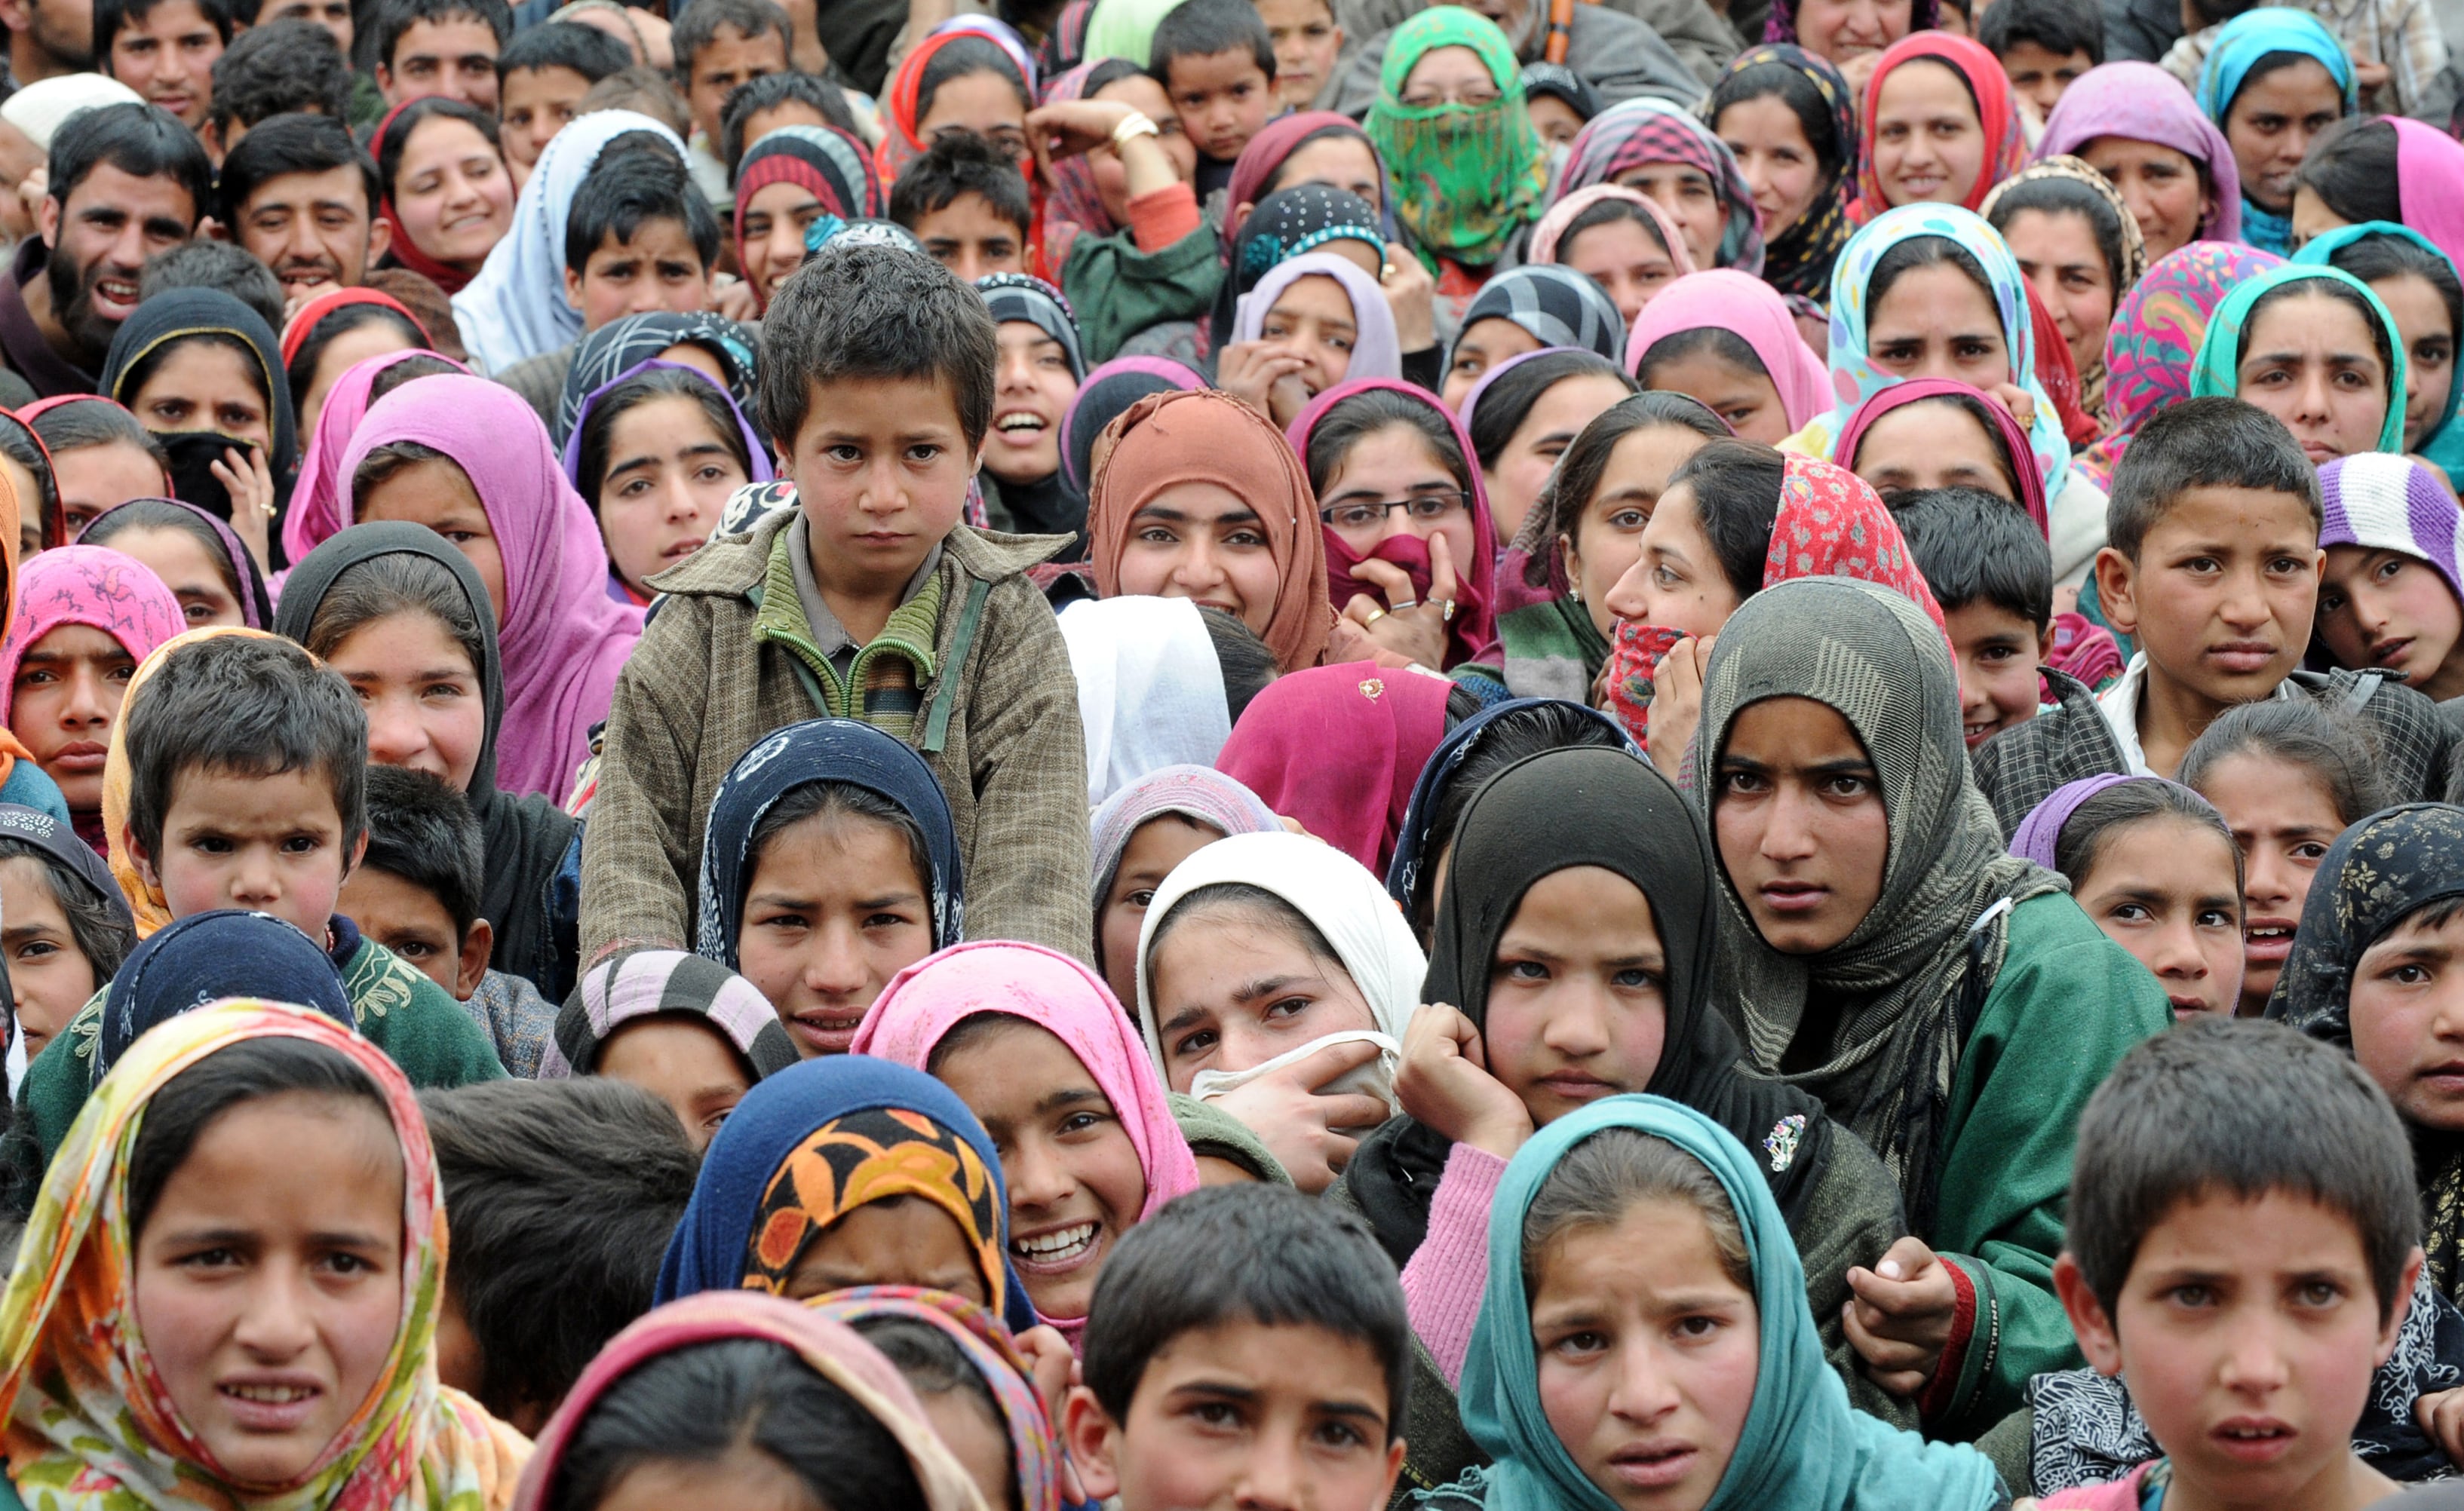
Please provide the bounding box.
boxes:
[2035,62,2242,245]
[2318,452,2464,608]
[1230,253,1404,382]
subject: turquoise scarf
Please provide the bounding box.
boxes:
[2188,262,2408,455]
[2296,221,2464,478]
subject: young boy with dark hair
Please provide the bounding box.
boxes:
[201,17,350,157]
[1978,0,2103,116]
[137,236,284,326]
[97,0,229,132]
[718,66,857,182]
[670,0,790,209]
[1895,486,2057,751]
[1253,0,1341,109]
[368,0,509,112]
[1066,1184,1410,1511]
[1973,397,2457,832]
[495,20,632,187]
[888,130,1033,284]
[578,64,692,137]
[2044,1016,2423,1509]
[342,765,555,1077]
[421,1077,700,1435]
[580,241,1090,963]
[1146,0,1274,197]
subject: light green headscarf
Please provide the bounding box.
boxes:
[1365,8,1547,272]
[2188,262,2408,455]
[1083,0,1188,68]
[1458,1095,2006,1511]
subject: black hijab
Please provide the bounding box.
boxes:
[97,289,300,532]
[273,523,580,1001]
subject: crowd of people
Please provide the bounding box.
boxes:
[0,0,2454,1500]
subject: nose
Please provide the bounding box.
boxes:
[364,693,428,767]
[2242,846,2293,911]
[1373,502,1416,546]
[802,919,872,999]
[230,1264,318,1361]
[2292,366,2336,426]
[1007,1133,1076,1209]
[763,223,804,285]
[999,348,1035,393]
[1760,785,1821,863]
[1170,535,1226,592]
[1232,1427,1306,1511]
[856,453,907,514]
[2148,916,2210,981]
[2217,564,2272,631]
[1606,1339,1684,1426]
[1539,978,1612,1059]
[227,844,282,907]
[2217,1316,2294,1398]
[1601,554,1652,622]
[660,474,702,525]
[60,664,113,727]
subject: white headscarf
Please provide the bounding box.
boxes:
[1060,596,1232,808]
[450,109,686,373]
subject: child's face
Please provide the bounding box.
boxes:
[11,623,136,814]
[131,1092,405,1487]
[2071,815,2245,1017]
[2373,272,2456,453]
[1850,398,2015,502]
[1068,1320,1403,1511]
[355,458,508,626]
[740,178,829,308]
[2192,754,2341,1016]
[337,863,486,1001]
[1256,274,1361,400]
[1100,815,1223,1009]
[685,23,787,144]
[562,221,714,335]
[734,809,934,1056]
[2346,903,2464,1134]
[916,71,1029,164]
[0,856,97,1059]
[498,64,594,176]
[597,394,746,596]
[1559,424,1711,642]
[1146,905,1381,1093]
[323,609,486,794]
[1599,484,1743,639]
[1533,1199,1759,1511]
[135,763,360,939]
[1710,696,1891,957]
[1114,484,1287,638]
[595,1016,753,1150]
[2060,1190,2414,1510]
[912,191,1028,284]
[1253,0,1340,109]
[2318,546,2464,702]
[1561,218,1682,328]
[54,443,173,549]
[1995,39,2093,115]
[1638,346,1789,446]
[782,373,978,609]
[1941,599,2046,750]
[985,320,1081,486]
[2234,291,2392,465]
[1165,47,1275,161]
[934,1017,1149,1323]
[1527,93,1587,149]
[785,1194,987,1303]
[1442,317,1544,409]
[1485,866,1668,1129]
[107,0,219,128]
[2097,487,2322,715]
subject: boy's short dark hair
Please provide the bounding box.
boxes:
[495,17,631,85]
[720,69,857,180]
[137,238,285,330]
[758,240,998,449]
[1978,0,2104,63]
[1892,486,2054,630]
[208,20,352,136]
[1147,0,1274,81]
[577,65,692,136]
[564,151,720,274]
[1081,1185,1410,1442]
[367,0,508,73]
[885,129,1032,237]
[48,101,213,222]
[671,0,790,74]
[121,633,369,864]
[361,765,483,939]
[2069,1016,2418,1325]
[2106,397,2321,563]
[215,111,376,228]
[419,1077,701,1424]
[97,0,235,57]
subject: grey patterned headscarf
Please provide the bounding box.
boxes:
[1450,265,1626,368]
[1688,576,2064,1226]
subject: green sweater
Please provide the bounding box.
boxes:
[1058,214,1225,369]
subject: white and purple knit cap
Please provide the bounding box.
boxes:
[2318,452,2464,605]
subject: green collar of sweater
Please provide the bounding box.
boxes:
[751,526,946,720]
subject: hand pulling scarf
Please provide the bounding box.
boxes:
[2314,453,2464,676]
[0,1000,529,1511]
[1831,377,2048,534]
[450,109,687,373]
[282,348,474,565]
[1690,576,2065,1226]
[554,309,763,449]
[1365,8,1548,273]
[1854,34,2025,219]
[0,544,183,731]
[1213,661,1457,876]
[1527,183,1697,273]
[2194,9,2354,256]
[2075,240,2281,489]
[1288,377,1501,665]
[977,272,1086,381]
[652,1053,1038,1334]
[1088,763,1281,915]
[734,123,885,311]
[1059,355,1206,495]
[97,287,301,492]
[539,946,802,1081]
[1230,252,1405,383]
[336,375,646,801]
[1981,156,2149,419]
[1133,826,1428,1070]
[1382,696,1636,912]
[1628,269,1831,432]
[2297,221,2464,477]
[805,1286,1063,1511]
[2391,118,2464,274]
[1452,265,1628,367]
[273,524,579,999]
[1708,45,1859,300]
[92,908,352,1084]
[1060,595,1232,806]
[2035,61,2243,245]
[1559,98,1766,275]
[514,1292,977,1511]
[1085,390,1330,673]
[693,717,965,970]
[852,939,1204,1343]
[89,495,274,628]
[2187,262,2407,454]
[277,286,432,368]
[1457,1096,2003,1511]
[370,98,496,297]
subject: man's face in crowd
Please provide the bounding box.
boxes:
[106,0,222,130]
[41,163,197,364]
[0,0,94,75]
[379,13,500,110]
[234,164,388,298]
[257,0,351,57]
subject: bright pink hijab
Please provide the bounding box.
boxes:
[1831,375,2048,535]
[0,545,182,725]
[1628,268,1830,432]
[335,375,643,802]
[2392,118,2464,274]
[284,347,471,566]
[1215,660,1456,875]
[851,939,1203,1347]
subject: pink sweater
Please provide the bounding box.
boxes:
[1400,1142,1509,1388]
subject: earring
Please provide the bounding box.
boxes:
[1569,585,1582,603]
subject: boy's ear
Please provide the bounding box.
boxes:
[1377,1436,1406,1506]
[2052,1252,2125,1378]
[342,826,368,884]
[1063,1384,1125,1502]
[454,916,493,1002]
[2091,544,2139,638]
[562,265,586,314]
[2378,1247,2429,1366]
[123,823,160,893]
[2037,624,2057,667]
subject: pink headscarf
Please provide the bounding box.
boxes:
[284,347,471,565]
[1831,376,2048,536]
[2392,118,2464,274]
[1527,183,1697,273]
[336,375,643,802]
[1215,660,1456,875]
[1627,268,1830,432]
[850,939,1203,1347]
[0,545,183,725]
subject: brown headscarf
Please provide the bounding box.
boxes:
[1086,390,1331,673]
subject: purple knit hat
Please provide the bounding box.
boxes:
[2318,453,2464,608]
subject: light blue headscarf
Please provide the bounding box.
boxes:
[2187,261,2408,455]
[2194,10,2354,256]
[1459,1096,2006,1511]
[2296,221,2464,478]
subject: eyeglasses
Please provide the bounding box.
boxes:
[1319,492,1472,537]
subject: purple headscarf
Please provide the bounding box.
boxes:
[560,358,774,490]
[2319,452,2464,608]
[2036,62,2242,246]
[2008,774,2222,872]
[1230,253,1403,382]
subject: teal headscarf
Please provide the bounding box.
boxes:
[1365,8,1548,272]
[2296,221,2464,478]
[2188,262,2408,455]
[2193,10,2355,256]
[1458,1096,2006,1511]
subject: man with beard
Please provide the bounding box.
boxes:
[0,0,90,87]
[0,102,208,400]
[215,112,388,305]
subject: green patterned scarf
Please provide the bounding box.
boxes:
[1366,9,1547,271]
